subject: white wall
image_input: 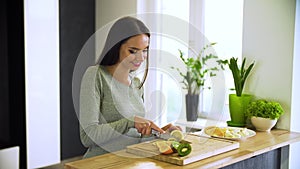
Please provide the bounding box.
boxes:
[290,0,300,168]
[24,0,60,168]
[242,0,295,130]
[95,0,137,63]
[96,0,137,30]
[0,147,19,169]
[242,0,299,168]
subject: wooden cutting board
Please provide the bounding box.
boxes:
[126,134,239,166]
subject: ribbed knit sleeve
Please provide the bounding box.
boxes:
[79,66,135,147]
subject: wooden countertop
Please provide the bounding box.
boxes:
[64,129,300,169]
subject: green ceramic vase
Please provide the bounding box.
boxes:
[227,94,252,127]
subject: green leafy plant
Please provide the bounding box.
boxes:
[245,99,284,120]
[171,43,223,95]
[220,57,255,96]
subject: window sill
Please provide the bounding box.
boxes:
[175,117,227,131]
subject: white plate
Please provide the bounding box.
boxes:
[204,126,256,140]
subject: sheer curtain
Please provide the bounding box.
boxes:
[137,0,244,125]
[137,0,189,126]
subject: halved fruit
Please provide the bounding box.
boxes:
[171,141,192,157]
[156,141,174,155]
[170,130,184,141]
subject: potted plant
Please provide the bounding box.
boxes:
[172,43,222,121]
[221,57,255,127]
[245,99,284,131]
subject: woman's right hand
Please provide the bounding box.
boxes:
[134,116,165,136]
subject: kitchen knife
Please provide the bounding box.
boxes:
[152,131,173,140]
[151,130,192,144]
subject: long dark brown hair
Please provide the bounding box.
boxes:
[97,16,150,89]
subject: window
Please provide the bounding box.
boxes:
[200,0,244,120]
[137,0,244,125]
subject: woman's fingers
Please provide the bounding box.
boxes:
[161,123,183,132]
[175,125,183,131]
[161,123,172,131]
[138,123,147,133]
[140,127,146,135]
[168,125,182,132]
[150,122,165,133]
[134,116,164,135]
[145,124,152,135]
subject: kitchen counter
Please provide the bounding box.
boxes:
[64,129,300,169]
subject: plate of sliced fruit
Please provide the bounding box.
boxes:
[204,126,256,140]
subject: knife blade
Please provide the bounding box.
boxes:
[152,131,173,140]
[151,130,192,144]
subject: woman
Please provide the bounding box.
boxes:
[79,16,179,158]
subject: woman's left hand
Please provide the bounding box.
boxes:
[161,123,182,132]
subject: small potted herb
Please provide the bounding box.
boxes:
[172,42,223,121]
[245,99,284,131]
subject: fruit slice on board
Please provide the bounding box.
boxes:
[155,141,174,155]
[170,130,184,141]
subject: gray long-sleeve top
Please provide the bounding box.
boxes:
[79,65,146,158]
